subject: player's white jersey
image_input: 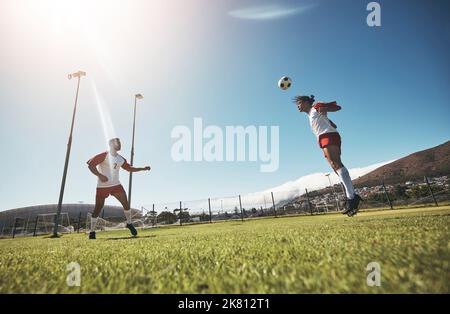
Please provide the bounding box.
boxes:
[87,151,129,188]
[307,102,339,139]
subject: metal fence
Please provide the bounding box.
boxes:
[1,175,449,238]
[134,175,450,229]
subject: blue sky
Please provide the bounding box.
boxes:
[0,0,449,211]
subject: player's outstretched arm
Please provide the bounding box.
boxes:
[315,101,342,113]
[122,163,151,173]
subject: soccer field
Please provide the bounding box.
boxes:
[0,206,449,293]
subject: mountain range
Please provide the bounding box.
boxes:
[353,140,450,187]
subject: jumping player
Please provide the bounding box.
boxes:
[86,138,151,239]
[293,95,361,216]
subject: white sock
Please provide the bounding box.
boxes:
[336,167,355,199]
[90,217,98,232]
[124,210,132,224]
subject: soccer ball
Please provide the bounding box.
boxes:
[278,76,292,90]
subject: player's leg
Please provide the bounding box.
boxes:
[322,145,360,213]
[323,144,348,209]
[111,187,138,236]
[323,145,362,215]
[93,198,105,218]
[322,144,344,172]
[89,196,105,239]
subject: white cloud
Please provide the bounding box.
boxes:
[229,3,317,20]
[180,159,395,212]
[237,160,394,207]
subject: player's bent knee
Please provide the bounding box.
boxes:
[329,161,338,171]
[330,159,343,170]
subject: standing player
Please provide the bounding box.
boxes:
[293,95,361,216]
[87,138,151,239]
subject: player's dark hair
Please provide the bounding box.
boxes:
[109,138,120,144]
[293,95,315,104]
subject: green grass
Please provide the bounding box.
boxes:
[0,206,449,293]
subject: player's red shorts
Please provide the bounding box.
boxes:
[319,132,341,150]
[96,184,125,200]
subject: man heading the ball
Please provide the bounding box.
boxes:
[86,138,151,239]
[294,95,361,216]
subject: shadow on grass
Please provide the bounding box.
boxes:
[104,235,156,241]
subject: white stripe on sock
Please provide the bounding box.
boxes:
[336,167,355,199]
[124,210,132,224]
[90,217,98,232]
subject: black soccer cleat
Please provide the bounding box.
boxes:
[89,231,96,239]
[347,194,362,217]
[126,223,138,237]
[347,208,358,217]
[342,199,352,215]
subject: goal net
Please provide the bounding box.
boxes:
[84,213,135,232]
[34,213,73,236]
[82,209,146,233]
